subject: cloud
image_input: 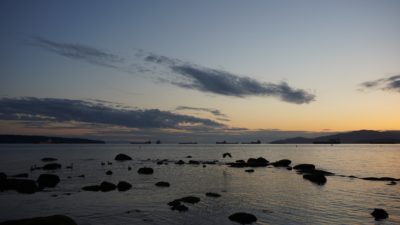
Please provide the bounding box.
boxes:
[29,36,124,68]
[144,54,315,104]
[175,106,228,118]
[0,97,223,129]
[360,75,400,92]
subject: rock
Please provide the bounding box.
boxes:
[11,173,28,178]
[371,208,388,220]
[303,174,327,185]
[37,174,60,188]
[41,157,58,162]
[115,153,132,161]
[78,174,85,178]
[100,181,116,192]
[117,181,132,191]
[228,212,257,224]
[387,181,397,185]
[106,170,113,175]
[223,153,232,158]
[168,200,181,207]
[0,179,38,194]
[312,169,335,176]
[175,160,185,165]
[42,163,62,170]
[286,166,293,170]
[128,166,132,171]
[0,172,6,181]
[0,215,77,225]
[293,164,315,172]
[245,169,254,173]
[188,160,200,165]
[179,196,200,204]
[362,177,400,181]
[137,167,154,174]
[271,159,291,167]
[171,204,188,212]
[82,185,101,191]
[205,192,221,197]
[155,181,170,187]
[227,161,247,168]
[247,157,269,167]
[186,155,192,158]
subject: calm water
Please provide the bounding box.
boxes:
[0,144,399,225]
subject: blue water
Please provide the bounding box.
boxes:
[0,144,399,224]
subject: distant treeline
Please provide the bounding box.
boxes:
[0,135,105,144]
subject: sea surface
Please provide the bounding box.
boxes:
[0,144,399,225]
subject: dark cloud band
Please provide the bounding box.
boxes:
[361,75,400,92]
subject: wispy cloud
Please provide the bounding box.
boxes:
[0,97,223,129]
[144,53,315,104]
[29,36,124,68]
[360,75,400,92]
[175,106,228,118]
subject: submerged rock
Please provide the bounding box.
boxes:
[117,181,132,191]
[82,185,101,192]
[175,160,185,165]
[247,157,268,167]
[271,159,291,167]
[137,167,154,174]
[155,181,170,187]
[371,208,388,220]
[387,181,397,185]
[42,163,62,170]
[106,170,113,175]
[223,153,232,158]
[179,196,200,204]
[205,192,221,198]
[41,157,58,162]
[100,181,116,192]
[115,153,132,161]
[171,204,188,212]
[37,174,60,188]
[11,173,28,178]
[228,212,257,224]
[303,174,327,185]
[293,164,315,172]
[0,179,38,194]
[0,214,77,225]
[188,160,200,165]
[245,169,255,173]
[362,177,400,181]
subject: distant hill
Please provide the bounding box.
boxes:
[270,130,400,144]
[0,135,105,144]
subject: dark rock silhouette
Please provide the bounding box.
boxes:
[171,204,188,212]
[117,181,132,191]
[42,163,62,170]
[0,179,38,194]
[205,192,221,197]
[371,208,388,220]
[115,153,132,161]
[106,170,113,175]
[188,160,200,165]
[247,157,268,167]
[137,167,154,174]
[303,174,327,185]
[11,173,28,178]
[175,160,185,165]
[155,181,170,187]
[78,174,85,178]
[387,181,397,185]
[245,169,255,173]
[271,159,291,167]
[186,155,192,158]
[128,166,132,171]
[37,174,60,188]
[362,177,400,181]
[0,173,6,181]
[99,181,116,192]
[293,164,315,172]
[223,153,232,158]
[228,212,257,224]
[0,214,77,225]
[82,185,101,192]
[41,157,58,162]
[179,196,200,204]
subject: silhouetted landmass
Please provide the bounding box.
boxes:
[270,130,400,144]
[0,135,105,144]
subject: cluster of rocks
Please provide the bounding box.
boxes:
[82,181,132,192]
[167,196,200,212]
[0,172,60,194]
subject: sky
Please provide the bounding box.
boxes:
[0,0,399,143]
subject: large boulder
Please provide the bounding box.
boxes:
[117,181,132,191]
[371,208,388,220]
[42,163,62,170]
[137,167,153,174]
[271,159,291,167]
[293,164,315,172]
[0,179,38,194]
[37,174,60,188]
[100,181,116,192]
[247,157,269,167]
[0,215,77,225]
[114,153,132,161]
[228,212,257,224]
[303,174,327,185]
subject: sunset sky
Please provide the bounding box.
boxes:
[1,0,399,142]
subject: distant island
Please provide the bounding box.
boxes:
[270,130,400,144]
[0,135,105,144]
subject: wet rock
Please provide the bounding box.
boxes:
[100,181,117,192]
[286,166,293,170]
[362,177,400,181]
[175,160,185,165]
[82,185,101,191]
[137,167,154,174]
[0,179,38,194]
[205,192,221,198]
[41,157,58,162]
[188,160,200,165]
[293,164,315,172]
[115,153,132,161]
[42,163,62,170]
[77,174,85,178]
[371,208,388,220]
[155,181,170,187]
[245,169,254,173]
[387,181,397,185]
[303,174,327,185]
[117,181,132,191]
[11,173,28,178]
[171,204,188,212]
[271,159,291,167]
[227,161,247,168]
[247,157,269,167]
[348,175,358,178]
[168,200,181,207]
[0,172,6,181]
[37,174,60,188]
[223,153,232,158]
[179,196,200,204]
[106,170,113,175]
[186,155,192,158]
[107,161,112,165]
[228,212,257,224]
[0,214,77,225]
[128,166,132,171]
